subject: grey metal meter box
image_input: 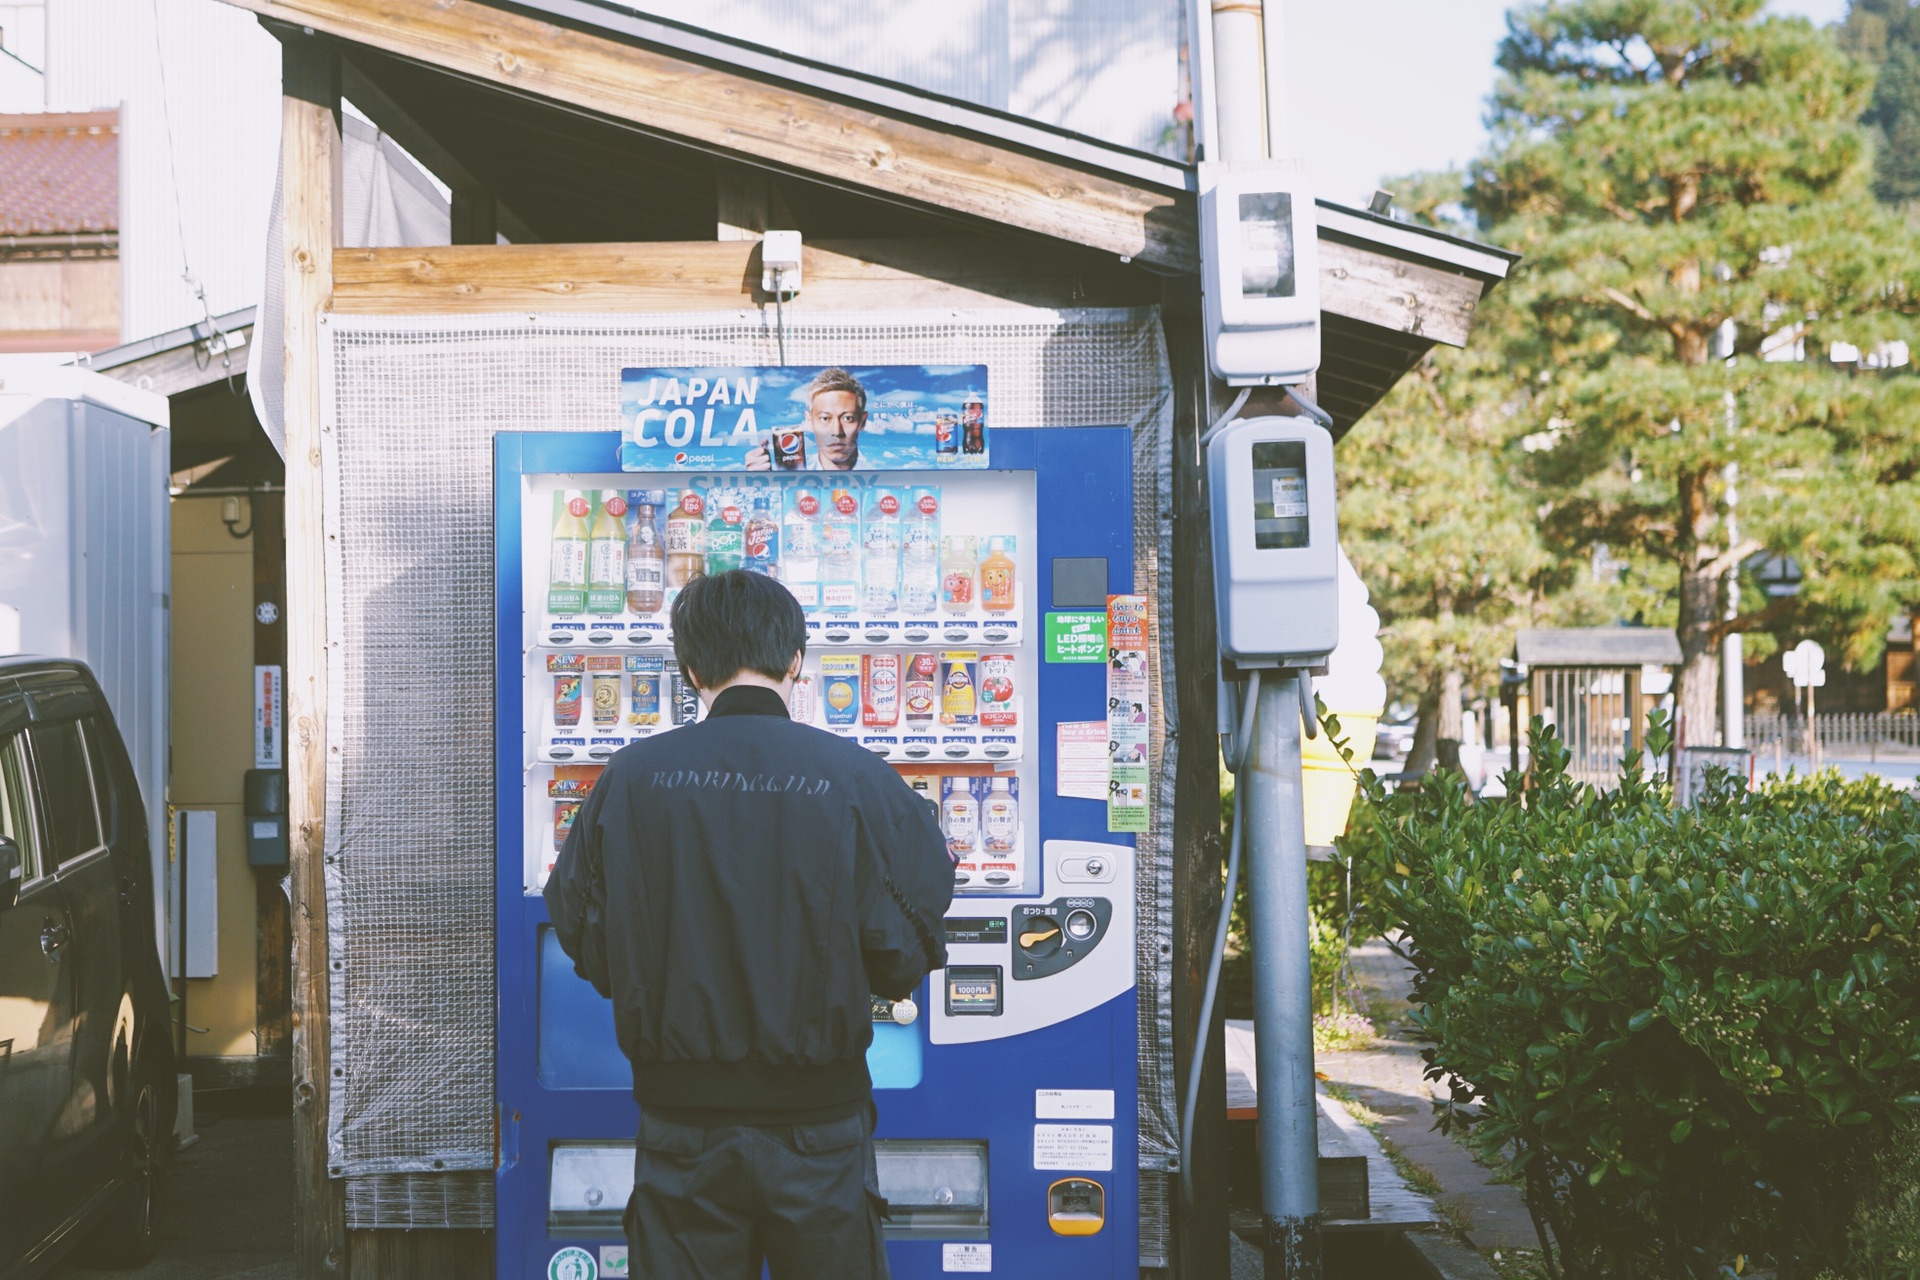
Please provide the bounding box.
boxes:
[244,768,289,867]
[1198,159,1321,385]
[1207,415,1339,666]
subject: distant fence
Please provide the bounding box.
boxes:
[1748,712,1920,760]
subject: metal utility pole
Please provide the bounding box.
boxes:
[1204,0,1322,1274]
[1243,673,1321,1276]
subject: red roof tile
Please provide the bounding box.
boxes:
[0,110,119,238]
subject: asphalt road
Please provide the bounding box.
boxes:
[50,1093,295,1280]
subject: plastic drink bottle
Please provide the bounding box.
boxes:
[942,778,979,856]
[982,776,1018,853]
[548,489,591,615]
[962,394,986,457]
[587,491,628,615]
[743,492,781,578]
[981,535,1017,613]
[783,485,823,610]
[941,535,977,614]
[664,489,706,591]
[901,487,941,614]
[625,493,665,614]
[706,489,745,575]
[821,489,860,614]
[863,488,902,614]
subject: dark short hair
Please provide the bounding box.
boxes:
[671,570,807,690]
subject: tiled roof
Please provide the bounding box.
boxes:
[0,110,119,238]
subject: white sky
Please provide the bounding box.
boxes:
[1280,0,1853,206]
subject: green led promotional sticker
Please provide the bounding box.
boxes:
[1046,612,1108,663]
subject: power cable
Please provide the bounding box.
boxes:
[147,0,240,394]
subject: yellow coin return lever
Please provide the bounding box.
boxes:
[1047,1177,1106,1236]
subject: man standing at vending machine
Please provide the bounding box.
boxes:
[545,569,953,1280]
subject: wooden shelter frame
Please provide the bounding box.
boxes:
[242,9,1515,1274]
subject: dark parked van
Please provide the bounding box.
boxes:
[0,657,176,1277]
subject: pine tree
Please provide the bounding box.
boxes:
[1339,342,1590,772]
[1469,0,1920,746]
[1841,0,1920,205]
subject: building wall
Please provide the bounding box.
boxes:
[0,256,118,351]
[43,0,280,340]
[170,494,260,1058]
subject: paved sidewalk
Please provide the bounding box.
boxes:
[1317,939,1539,1252]
[52,1097,295,1280]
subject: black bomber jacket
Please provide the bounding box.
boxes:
[544,684,954,1123]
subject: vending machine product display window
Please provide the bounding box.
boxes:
[516,467,1041,897]
[496,426,1141,1280]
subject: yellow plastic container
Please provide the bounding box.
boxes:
[1302,709,1380,847]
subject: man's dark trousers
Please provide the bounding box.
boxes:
[624,1106,889,1280]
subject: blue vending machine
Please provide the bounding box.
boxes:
[496,425,1138,1280]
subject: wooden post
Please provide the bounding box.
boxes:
[281,30,346,1279]
[449,188,497,246]
[1165,280,1231,1278]
[1626,665,1644,758]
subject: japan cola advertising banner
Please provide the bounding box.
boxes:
[620,364,989,472]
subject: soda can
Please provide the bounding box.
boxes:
[554,800,582,852]
[863,654,900,727]
[979,653,1016,727]
[940,651,978,725]
[904,652,939,724]
[626,654,663,726]
[670,673,702,726]
[769,428,807,470]
[820,654,861,727]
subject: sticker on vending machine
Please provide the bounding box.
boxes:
[942,1242,992,1273]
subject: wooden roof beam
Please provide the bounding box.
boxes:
[238,0,1195,271]
[329,238,1159,313]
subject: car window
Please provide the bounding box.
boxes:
[28,721,104,866]
[80,715,122,845]
[0,732,44,881]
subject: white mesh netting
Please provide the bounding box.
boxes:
[318,307,1180,1254]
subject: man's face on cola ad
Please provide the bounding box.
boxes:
[809,390,866,469]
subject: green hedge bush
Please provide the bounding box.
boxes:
[1351,722,1920,1279]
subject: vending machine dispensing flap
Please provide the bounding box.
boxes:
[873,1139,990,1236]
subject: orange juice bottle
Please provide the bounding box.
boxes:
[980,535,1016,613]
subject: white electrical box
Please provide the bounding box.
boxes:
[1207,415,1338,666]
[761,229,803,295]
[1198,159,1321,385]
